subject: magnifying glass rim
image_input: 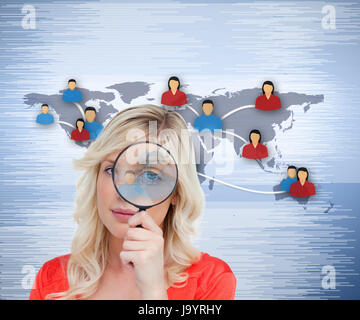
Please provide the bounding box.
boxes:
[111,140,178,210]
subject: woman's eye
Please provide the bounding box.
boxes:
[143,170,161,183]
[105,167,113,175]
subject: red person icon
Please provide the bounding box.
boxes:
[289,167,316,197]
[161,76,187,109]
[242,129,268,160]
[255,81,281,111]
[71,118,90,141]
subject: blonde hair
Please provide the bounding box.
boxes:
[47,105,204,299]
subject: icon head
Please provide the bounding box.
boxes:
[85,107,97,122]
[287,165,297,179]
[297,167,309,182]
[168,76,180,91]
[76,118,85,130]
[124,170,136,185]
[68,79,77,90]
[262,81,274,95]
[202,99,214,116]
[249,129,261,145]
[41,104,49,114]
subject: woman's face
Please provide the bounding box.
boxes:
[298,170,308,182]
[263,84,273,95]
[97,148,175,239]
[169,80,179,91]
[77,121,84,129]
[250,133,260,144]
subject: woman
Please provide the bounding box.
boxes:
[289,167,316,197]
[29,104,236,300]
[71,118,90,141]
[161,76,187,110]
[242,129,268,160]
[255,80,281,111]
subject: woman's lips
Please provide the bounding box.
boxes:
[111,208,137,222]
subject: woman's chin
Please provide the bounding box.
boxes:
[107,224,129,239]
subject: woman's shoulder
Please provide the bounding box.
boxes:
[30,254,71,299]
[272,94,281,100]
[186,252,234,280]
[161,89,171,96]
[38,254,71,283]
[290,180,300,187]
[173,252,236,300]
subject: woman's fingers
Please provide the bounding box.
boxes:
[120,250,139,268]
[119,211,167,297]
[125,226,163,242]
[121,211,165,280]
[120,249,158,267]
[122,239,151,251]
[128,211,163,236]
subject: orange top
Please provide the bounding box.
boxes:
[29,252,236,300]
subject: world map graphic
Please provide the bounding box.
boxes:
[24,81,324,204]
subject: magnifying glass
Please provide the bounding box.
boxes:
[112,141,178,227]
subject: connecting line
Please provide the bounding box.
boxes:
[185,104,200,116]
[57,121,75,128]
[194,130,246,153]
[186,104,254,119]
[221,130,248,144]
[187,104,281,194]
[221,105,255,120]
[197,172,286,195]
[73,102,85,118]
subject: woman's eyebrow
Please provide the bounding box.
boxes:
[103,159,115,164]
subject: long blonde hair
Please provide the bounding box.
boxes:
[47,104,204,299]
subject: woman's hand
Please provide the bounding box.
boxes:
[120,211,168,300]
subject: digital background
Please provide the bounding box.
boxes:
[0,0,359,299]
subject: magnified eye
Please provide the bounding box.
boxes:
[145,170,161,182]
[139,168,162,184]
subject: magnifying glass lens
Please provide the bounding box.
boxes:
[112,142,178,210]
